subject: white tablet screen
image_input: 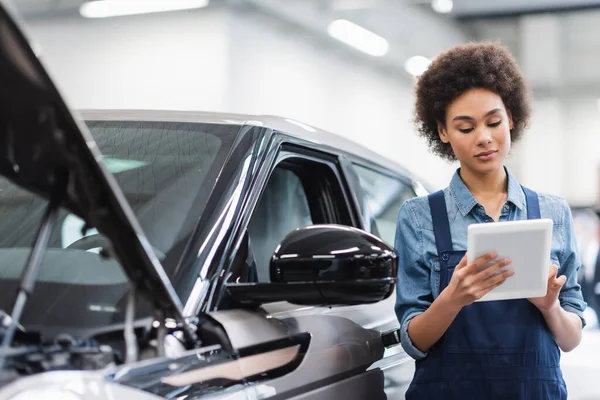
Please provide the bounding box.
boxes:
[467,219,553,302]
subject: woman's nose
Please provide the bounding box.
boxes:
[475,128,492,146]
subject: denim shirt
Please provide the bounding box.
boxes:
[394,168,587,360]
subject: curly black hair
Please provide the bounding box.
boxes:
[414,42,532,161]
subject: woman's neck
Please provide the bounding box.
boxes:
[459,166,508,198]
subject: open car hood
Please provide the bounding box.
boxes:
[0,2,186,323]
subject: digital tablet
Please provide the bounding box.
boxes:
[466,219,553,302]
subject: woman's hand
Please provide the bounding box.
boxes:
[528,264,566,312]
[441,252,513,311]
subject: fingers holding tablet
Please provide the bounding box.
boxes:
[446,252,513,308]
[528,264,568,312]
[476,257,513,282]
[459,251,497,272]
[477,262,515,296]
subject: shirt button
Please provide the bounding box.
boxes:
[441,254,449,262]
[503,205,509,212]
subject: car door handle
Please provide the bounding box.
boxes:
[381,328,400,348]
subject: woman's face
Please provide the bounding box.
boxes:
[438,88,513,176]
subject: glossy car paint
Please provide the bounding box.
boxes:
[271,224,398,283]
[211,309,387,399]
[227,224,398,306]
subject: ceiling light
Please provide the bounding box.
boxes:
[327,19,389,57]
[80,0,209,19]
[431,0,453,14]
[404,55,432,77]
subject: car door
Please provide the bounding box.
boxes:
[207,134,402,399]
[345,160,424,398]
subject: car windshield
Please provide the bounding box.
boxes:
[0,119,240,337]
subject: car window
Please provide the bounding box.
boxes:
[353,164,417,245]
[87,121,229,256]
[224,150,354,290]
[247,168,314,282]
[0,121,239,336]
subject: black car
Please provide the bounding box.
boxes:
[0,3,431,399]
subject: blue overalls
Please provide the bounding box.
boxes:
[405,187,567,399]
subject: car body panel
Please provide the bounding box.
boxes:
[208,309,384,399]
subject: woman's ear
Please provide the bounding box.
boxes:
[507,110,514,130]
[438,122,449,143]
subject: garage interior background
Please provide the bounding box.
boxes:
[14,0,600,205]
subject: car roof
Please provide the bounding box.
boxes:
[77,109,418,181]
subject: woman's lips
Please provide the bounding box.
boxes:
[475,150,497,161]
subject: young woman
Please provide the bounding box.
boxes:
[395,42,586,399]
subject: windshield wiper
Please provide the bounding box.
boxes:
[0,169,68,363]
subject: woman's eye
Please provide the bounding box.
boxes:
[459,128,473,133]
[488,121,502,128]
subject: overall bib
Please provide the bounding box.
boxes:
[405,187,567,400]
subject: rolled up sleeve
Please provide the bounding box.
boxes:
[558,199,588,328]
[394,200,433,360]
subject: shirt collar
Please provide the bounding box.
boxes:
[449,167,526,217]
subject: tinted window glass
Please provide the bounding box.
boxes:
[353,164,416,245]
[0,121,238,336]
[247,168,313,282]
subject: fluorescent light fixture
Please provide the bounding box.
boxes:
[404,55,432,77]
[431,0,453,14]
[327,19,389,57]
[80,0,209,19]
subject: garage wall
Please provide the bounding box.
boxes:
[28,8,230,111]
[513,95,600,207]
[512,94,600,207]
[473,12,600,206]
[24,6,456,190]
[562,97,600,206]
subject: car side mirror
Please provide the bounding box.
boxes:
[226,224,398,306]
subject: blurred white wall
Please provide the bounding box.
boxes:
[28,8,230,111]
[25,6,456,190]
[510,97,565,195]
[481,12,600,206]
[513,95,600,207]
[562,97,600,205]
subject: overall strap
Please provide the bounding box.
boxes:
[428,190,453,255]
[521,185,541,220]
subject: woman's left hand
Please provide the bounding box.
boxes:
[528,264,567,312]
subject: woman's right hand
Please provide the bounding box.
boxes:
[442,252,513,310]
